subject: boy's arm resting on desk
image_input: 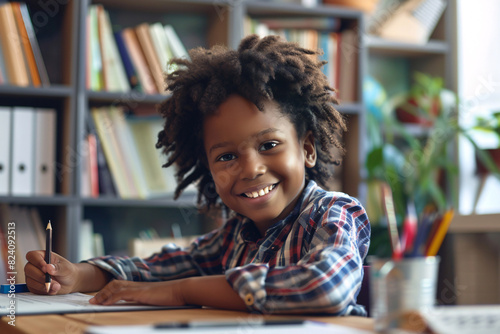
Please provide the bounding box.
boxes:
[89,274,247,311]
[83,228,226,282]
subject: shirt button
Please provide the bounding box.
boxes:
[244,293,254,306]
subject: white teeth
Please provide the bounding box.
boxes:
[244,184,275,198]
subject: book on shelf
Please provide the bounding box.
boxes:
[149,22,174,74]
[18,2,49,86]
[90,107,137,198]
[96,5,130,92]
[12,2,40,87]
[113,30,140,91]
[120,27,158,94]
[87,5,104,91]
[369,0,447,44]
[87,133,99,197]
[0,2,30,86]
[86,114,116,197]
[163,25,189,60]
[318,31,340,91]
[107,106,150,198]
[135,23,165,93]
[127,114,177,197]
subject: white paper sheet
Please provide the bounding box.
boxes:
[0,292,195,316]
[84,321,372,334]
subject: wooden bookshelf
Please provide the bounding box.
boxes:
[1,0,366,263]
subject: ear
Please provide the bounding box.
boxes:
[303,131,316,168]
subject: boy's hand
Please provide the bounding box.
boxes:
[89,280,185,306]
[24,250,79,295]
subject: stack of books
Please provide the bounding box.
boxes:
[86,4,189,94]
[0,2,50,87]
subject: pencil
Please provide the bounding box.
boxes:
[381,183,402,260]
[45,221,52,293]
[425,209,454,257]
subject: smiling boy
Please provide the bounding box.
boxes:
[25,35,370,316]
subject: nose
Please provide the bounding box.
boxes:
[239,152,266,180]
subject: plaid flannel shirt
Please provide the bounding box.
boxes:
[86,180,371,315]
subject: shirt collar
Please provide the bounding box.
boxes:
[238,180,319,243]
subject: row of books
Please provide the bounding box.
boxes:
[0,107,57,197]
[87,4,189,94]
[245,16,357,102]
[0,2,50,87]
[82,106,179,199]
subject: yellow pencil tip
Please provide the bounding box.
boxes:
[46,221,52,230]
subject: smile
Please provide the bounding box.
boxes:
[242,184,277,199]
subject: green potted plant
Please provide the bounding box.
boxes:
[472,111,500,174]
[364,73,500,255]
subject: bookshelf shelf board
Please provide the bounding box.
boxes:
[0,85,73,98]
[365,36,449,57]
[0,195,76,206]
[93,0,228,12]
[81,193,198,208]
[450,214,500,233]
[245,1,361,19]
[87,91,170,105]
[337,103,363,115]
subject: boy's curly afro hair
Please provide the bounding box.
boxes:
[156,34,347,209]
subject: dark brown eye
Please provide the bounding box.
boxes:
[259,141,278,152]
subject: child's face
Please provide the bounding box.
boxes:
[203,94,316,231]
